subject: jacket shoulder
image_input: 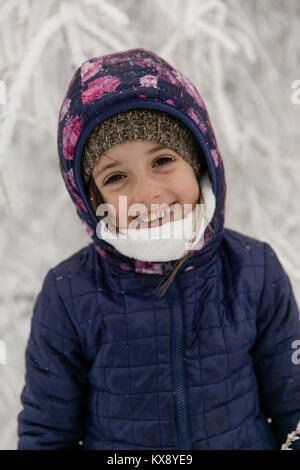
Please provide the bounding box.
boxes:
[222,228,285,273]
[51,243,95,276]
[39,243,98,303]
[219,228,279,306]
[221,227,268,269]
[220,228,294,309]
[222,227,265,252]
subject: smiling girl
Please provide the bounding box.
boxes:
[83,108,215,296]
[17,48,300,450]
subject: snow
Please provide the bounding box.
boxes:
[0,0,299,450]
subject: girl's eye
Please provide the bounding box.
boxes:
[103,156,175,185]
[104,174,125,186]
[154,156,175,167]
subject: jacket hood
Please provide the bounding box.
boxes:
[57,48,226,275]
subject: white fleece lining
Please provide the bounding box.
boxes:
[99,171,216,262]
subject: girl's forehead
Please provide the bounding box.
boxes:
[107,140,165,152]
[100,140,172,161]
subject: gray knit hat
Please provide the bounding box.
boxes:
[81,108,203,185]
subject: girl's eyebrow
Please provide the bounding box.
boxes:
[95,144,168,178]
[98,159,121,176]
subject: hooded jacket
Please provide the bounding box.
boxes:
[17,48,300,450]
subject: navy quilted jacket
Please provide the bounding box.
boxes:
[17,49,300,450]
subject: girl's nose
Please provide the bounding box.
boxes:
[131,176,162,206]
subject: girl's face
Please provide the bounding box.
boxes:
[92,140,200,230]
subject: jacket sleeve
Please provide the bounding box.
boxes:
[251,242,300,449]
[17,269,89,450]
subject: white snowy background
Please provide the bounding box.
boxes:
[0,0,299,450]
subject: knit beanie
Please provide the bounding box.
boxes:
[81,108,203,185]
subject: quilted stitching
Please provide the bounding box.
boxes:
[17,230,300,449]
[17,49,300,450]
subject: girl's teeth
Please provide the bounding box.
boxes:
[140,210,167,223]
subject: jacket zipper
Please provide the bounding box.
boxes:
[164,261,193,450]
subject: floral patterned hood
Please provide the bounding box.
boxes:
[57,48,226,275]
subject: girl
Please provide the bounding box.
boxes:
[17,48,300,450]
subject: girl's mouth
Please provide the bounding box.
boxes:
[136,202,178,229]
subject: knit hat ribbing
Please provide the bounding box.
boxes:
[81,109,203,185]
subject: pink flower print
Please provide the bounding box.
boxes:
[81,60,102,85]
[175,72,206,110]
[187,107,207,134]
[134,260,164,274]
[62,115,84,160]
[95,245,107,259]
[211,149,220,168]
[134,53,157,68]
[73,192,88,213]
[104,54,130,65]
[198,120,207,134]
[203,229,211,247]
[140,75,158,88]
[59,97,71,122]
[62,168,78,194]
[185,266,195,272]
[206,118,217,146]
[155,64,181,88]
[82,76,121,104]
[134,259,164,275]
[165,99,175,106]
[67,168,77,190]
[81,218,94,237]
[120,263,131,271]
